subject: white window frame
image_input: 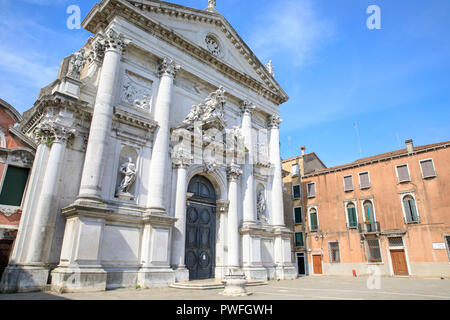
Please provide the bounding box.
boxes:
[328,240,341,263]
[344,200,359,229]
[358,171,371,189]
[292,184,301,199]
[419,158,437,179]
[306,182,316,198]
[293,206,303,224]
[360,198,377,223]
[308,205,319,231]
[343,175,354,192]
[399,192,420,224]
[291,163,299,177]
[395,164,411,183]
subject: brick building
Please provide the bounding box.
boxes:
[298,139,450,278]
[0,99,35,278]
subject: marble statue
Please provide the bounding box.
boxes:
[67,49,86,79]
[118,158,137,194]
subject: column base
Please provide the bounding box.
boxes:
[137,267,175,288]
[0,265,49,293]
[50,267,107,293]
[242,266,269,281]
[173,267,190,283]
[275,265,298,280]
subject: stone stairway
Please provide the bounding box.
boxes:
[169,279,267,290]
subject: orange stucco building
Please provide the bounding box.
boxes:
[284,140,450,278]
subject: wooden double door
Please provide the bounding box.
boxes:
[312,255,322,274]
[185,176,216,280]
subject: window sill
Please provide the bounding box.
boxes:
[422,175,437,179]
[307,196,316,199]
[367,262,384,265]
[294,222,303,225]
[398,180,411,184]
[360,186,371,190]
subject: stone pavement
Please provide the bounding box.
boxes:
[0,276,449,300]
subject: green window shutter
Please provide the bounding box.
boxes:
[408,199,418,221]
[348,208,357,227]
[295,233,303,247]
[0,166,30,206]
[294,207,302,223]
[310,213,318,230]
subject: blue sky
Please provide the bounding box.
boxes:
[1,0,449,167]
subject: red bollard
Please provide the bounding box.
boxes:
[352,269,357,277]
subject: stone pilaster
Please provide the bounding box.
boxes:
[78,29,128,201]
[226,164,242,269]
[268,114,284,227]
[147,57,181,213]
[170,149,192,282]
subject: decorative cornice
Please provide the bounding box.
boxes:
[268,114,282,129]
[240,99,255,116]
[82,0,288,105]
[158,57,181,78]
[113,107,158,131]
[227,163,242,181]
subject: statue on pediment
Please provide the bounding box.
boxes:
[67,49,86,79]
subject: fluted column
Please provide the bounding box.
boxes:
[240,100,256,223]
[147,57,180,213]
[26,124,75,263]
[268,114,284,227]
[78,29,127,200]
[227,164,243,268]
[170,150,192,272]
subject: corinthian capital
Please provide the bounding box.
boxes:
[240,100,256,116]
[227,163,243,181]
[34,123,76,145]
[158,57,181,78]
[171,149,193,168]
[268,114,282,129]
[103,29,128,55]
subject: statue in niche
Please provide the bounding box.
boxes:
[257,190,267,222]
[117,157,137,198]
[67,49,86,79]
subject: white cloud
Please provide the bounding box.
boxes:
[249,0,334,68]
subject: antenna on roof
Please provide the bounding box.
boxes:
[353,122,363,158]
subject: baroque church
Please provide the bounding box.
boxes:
[1,0,296,292]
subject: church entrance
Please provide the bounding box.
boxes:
[185,175,216,280]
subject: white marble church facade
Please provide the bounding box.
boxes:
[1,0,296,293]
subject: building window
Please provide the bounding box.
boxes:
[402,195,419,223]
[366,239,382,263]
[0,166,30,207]
[292,185,301,199]
[291,164,299,177]
[306,182,316,198]
[346,202,358,228]
[396,164,411,183]
[388,237,404,247]
[343,175,354,192]
[309,208,318,231]
[363,200,375,223]
[329,241,340,263]
[359,172,371,189]
[419,159,436,179]
[294,207,302,224]
[295,232,304,247]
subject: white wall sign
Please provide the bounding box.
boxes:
[432,243,446,250]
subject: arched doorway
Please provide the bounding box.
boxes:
[185,175,216,280]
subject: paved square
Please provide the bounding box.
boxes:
[0,276,449,300]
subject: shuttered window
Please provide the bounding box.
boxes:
[363,200,374,222]
[396,165,410,183]
[295,232,304,247]
[329,241,340,263]
[359,172,371,189]
[346,202,358,228]
[307,182,316,198]
[403,195,419,223]
[343,175,354,192]
[445,236,450,261]
[309,208,318,231]
[367,239,382,263]
[0,166,29,207]
[294,207,302,224]
[291,164,299,176]
[292,185,301,199]
[420,160,436,178]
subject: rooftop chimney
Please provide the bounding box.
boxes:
[301,146,306,156]
[405,139,414,154]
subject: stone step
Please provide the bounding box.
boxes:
[169,280,267,290]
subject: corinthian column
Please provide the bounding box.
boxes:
[268,114,284,227]
[227,164,243,268]
[170,149,192,281]
[26,123,75,263]
[147,57,180,213]
[78,29,128,201]
[240,100,256,224]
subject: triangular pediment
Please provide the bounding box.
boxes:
[83,0,288,104]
